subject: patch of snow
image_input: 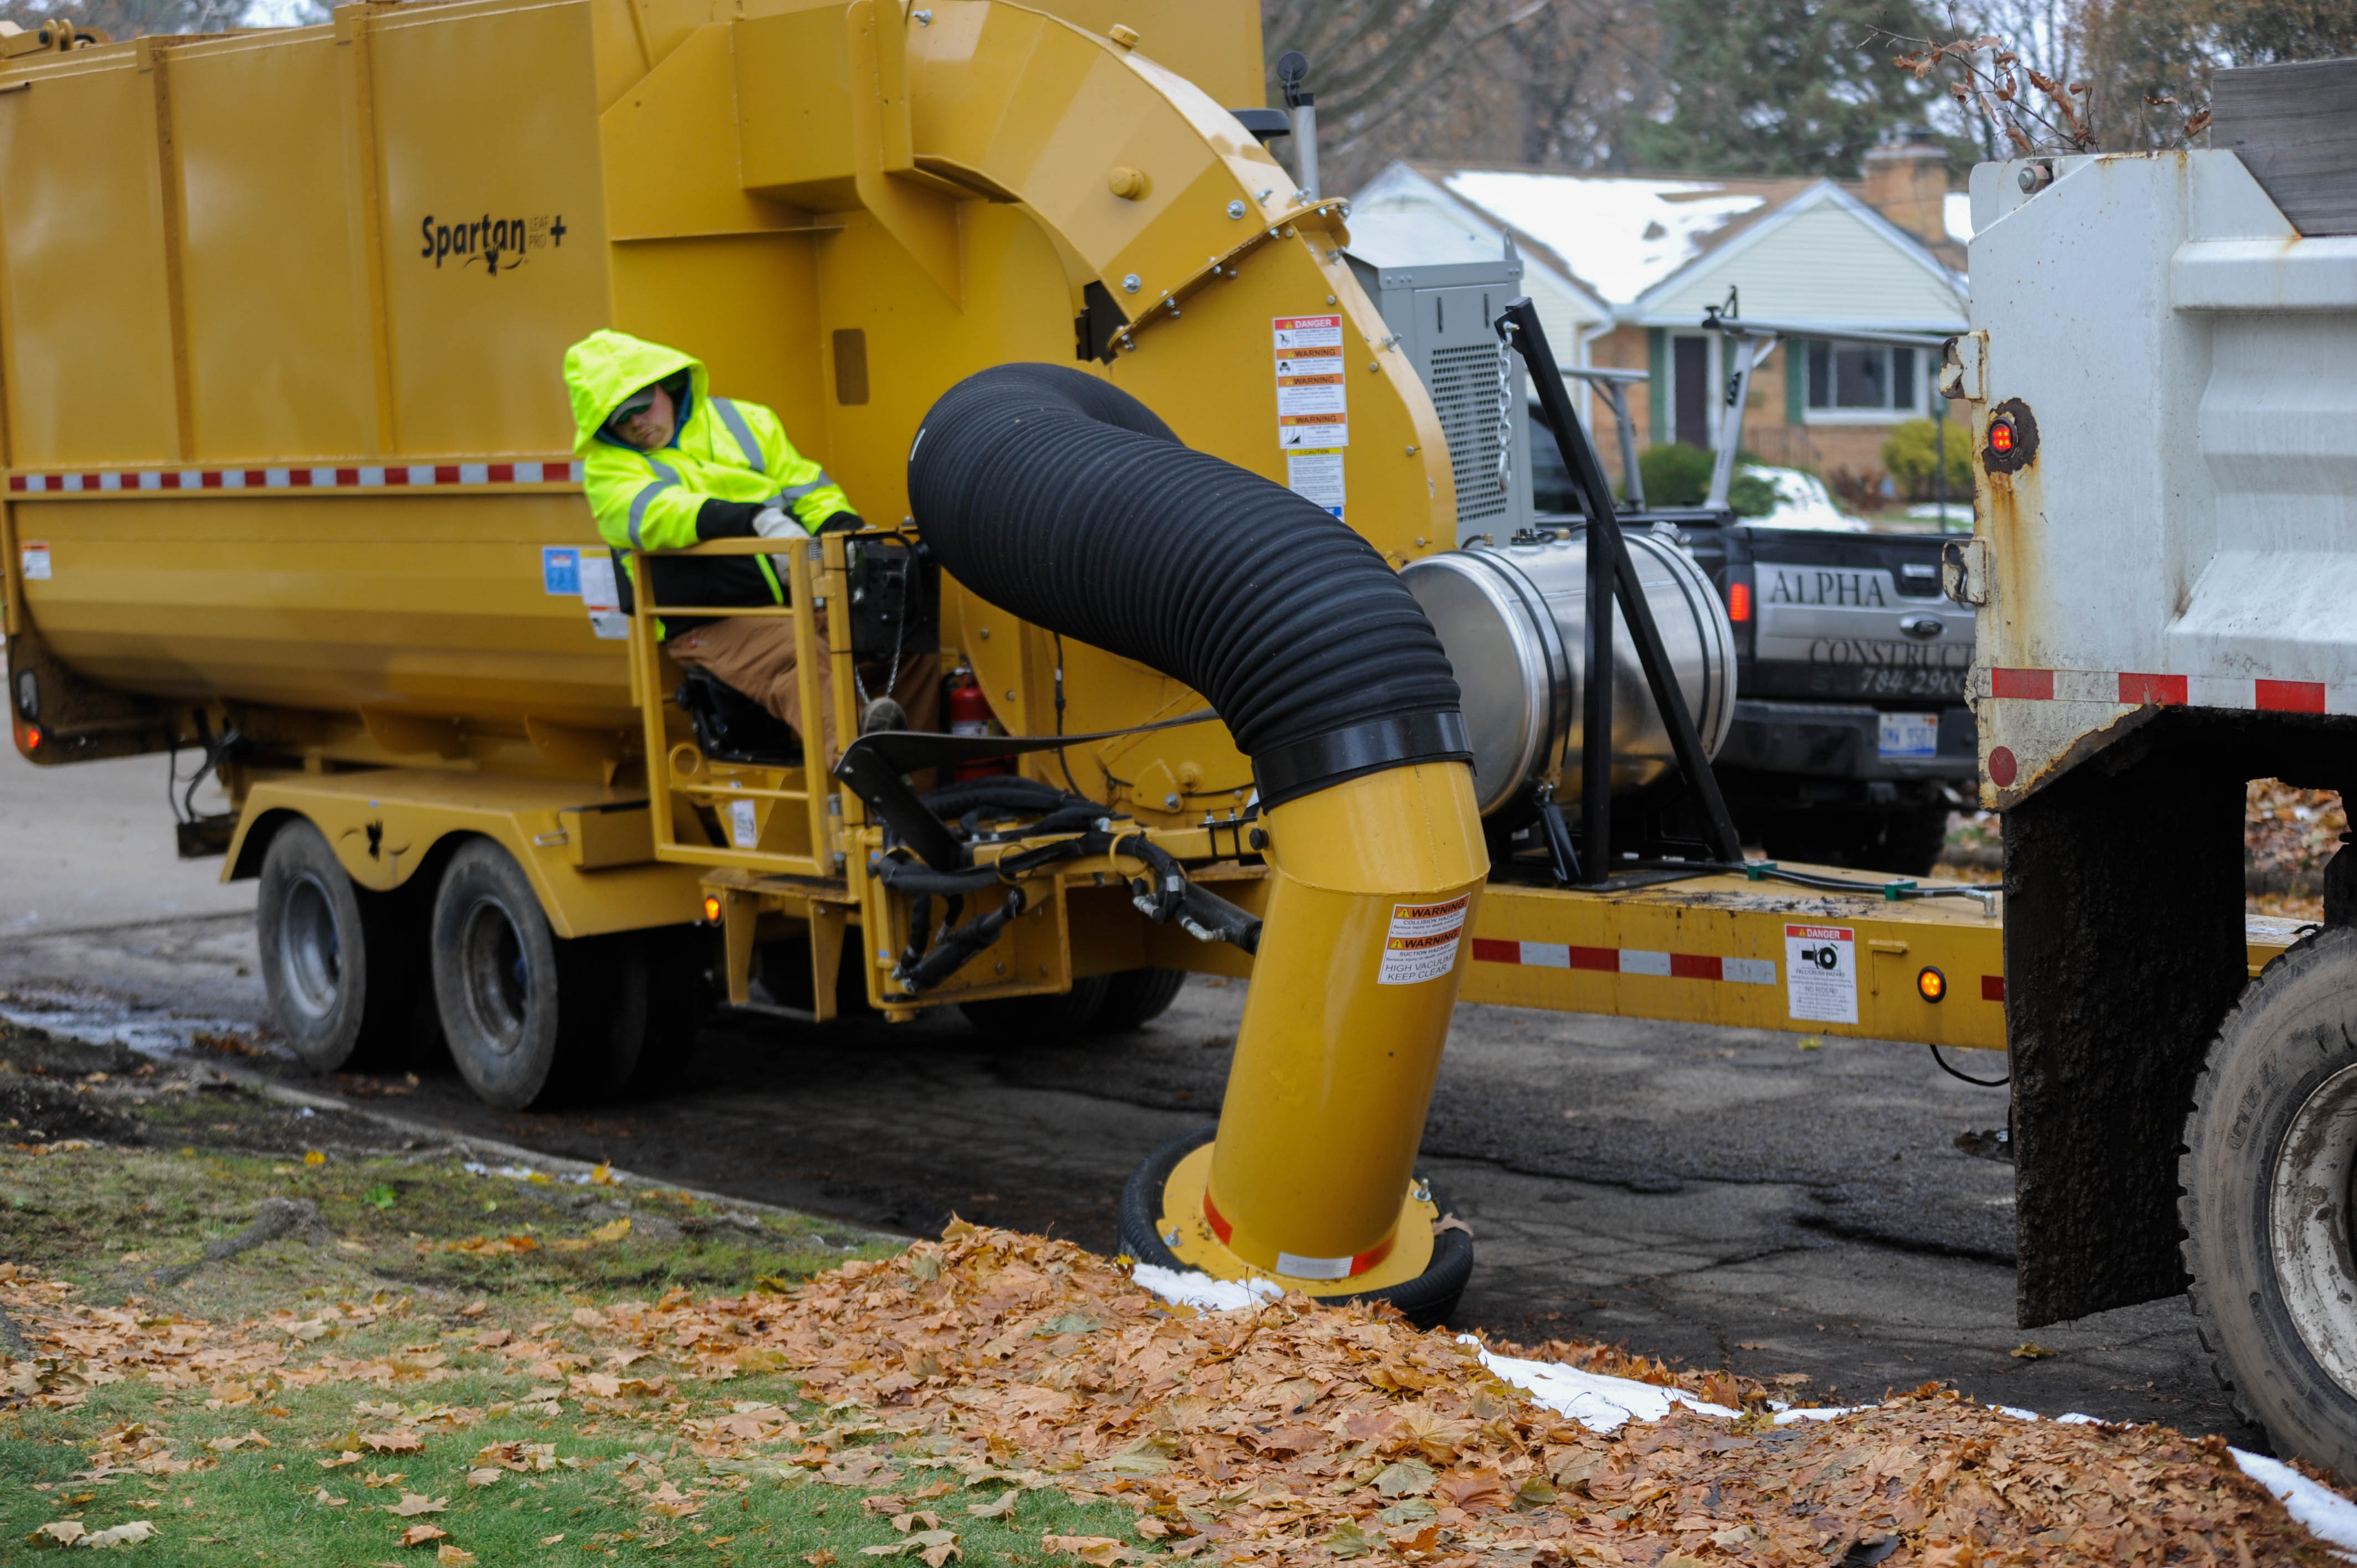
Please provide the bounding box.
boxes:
[460,1160,618,1187]
[1744,466,1866,532]
[1773,1405,1875,1424]
[1944,191,1974,246]
[2234,1451,2357,1556]
[1468,1340,1740,1432]
[1131,1265,1283,1313]
[1440,171,1764,305]
[0,999,274,1062]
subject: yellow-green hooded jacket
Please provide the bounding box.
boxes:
[562,330,856,634]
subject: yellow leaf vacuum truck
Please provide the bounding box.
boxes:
[3,0,2273,1427]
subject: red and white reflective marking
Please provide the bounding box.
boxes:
[1201,1190,1394,1281]
[8,460,583,494]
[1985,667,2338,715]
[1470,938,1777,985]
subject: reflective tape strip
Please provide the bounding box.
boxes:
[1470,938,1776,985]
[775,472,836,506]
[710,398,766,473]
[628,460,682,550]
[7,460,581,493]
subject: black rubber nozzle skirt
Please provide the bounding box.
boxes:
[908,363,1468,809]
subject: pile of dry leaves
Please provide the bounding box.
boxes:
[4,1232,2341,1565]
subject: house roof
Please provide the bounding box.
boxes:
[1340,187,1612,327]
[1352,159,1968,334]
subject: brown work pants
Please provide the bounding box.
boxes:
[667,615,940,767]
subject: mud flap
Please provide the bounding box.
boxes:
[2005,724,2247,1327]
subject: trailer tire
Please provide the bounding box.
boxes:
[429,838,636,1110]
[257,819,420,1074]
[959,974,1111,1039]
[2182,925,2357,1474]
[1090,968,1187,1034]
[1118,1124,1473,1329]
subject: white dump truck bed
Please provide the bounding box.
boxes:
[1959,142,2357,806]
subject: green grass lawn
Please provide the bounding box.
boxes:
[1,1062,1158,1566]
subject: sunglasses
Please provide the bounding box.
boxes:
[610,388,661,424]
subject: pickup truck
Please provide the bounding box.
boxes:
[1527,349,1975,875]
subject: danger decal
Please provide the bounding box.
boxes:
[1273,316,1347,506]
[1784,924,1857,1025]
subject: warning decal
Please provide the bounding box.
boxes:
[1273,315,1349,453]
[1286,450,1346,517]
[1378,894,1471,986]
[1784,924,1856,1024]
[19,542,50,581]
[578,554,629,641]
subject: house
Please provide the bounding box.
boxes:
[1350,137,1970,498]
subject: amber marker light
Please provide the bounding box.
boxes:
[1917,966,1948,1003]
[1987,417,2016,456]
[701,894,723,924]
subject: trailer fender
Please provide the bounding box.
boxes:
[222,769,702,938]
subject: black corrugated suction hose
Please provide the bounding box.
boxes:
[907,363,1469,808]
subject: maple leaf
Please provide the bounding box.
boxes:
[34,1521,89,1546]
[464,1468,500,1488]
[1324,1521,1380,1559]
[435,1547,477,1566]
[81,1519,158,1547]
[312,1488,349,1508]
[966,1490,1018,1520]
[1040,1535,1124,1566]
[397,1523,448,1548]
[803,1554,837,1568]
[386,1494,448,1518]
[590,1218,632,1245]
[360,1431,424,1454]
[1371,1459,1435,1498]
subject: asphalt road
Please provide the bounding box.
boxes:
[0,746,2263,1446]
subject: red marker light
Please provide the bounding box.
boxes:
[1988,418,2016,455]
[21,724,39,751]
[1727,581,1752,623]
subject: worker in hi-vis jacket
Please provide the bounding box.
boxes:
[563,330,937,762]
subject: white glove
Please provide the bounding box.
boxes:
[752,506,797,539]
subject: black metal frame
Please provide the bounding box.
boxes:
[1496,297,1747,880]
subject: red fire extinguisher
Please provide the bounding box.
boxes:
[948,673,1015,781]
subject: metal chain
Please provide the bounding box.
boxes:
[1493,336,1515,495]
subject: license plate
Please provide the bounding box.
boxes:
[1878,711,1939,759]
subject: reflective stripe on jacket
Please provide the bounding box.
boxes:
[560,330,854,632]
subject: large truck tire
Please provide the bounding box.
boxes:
[428,838,644,1110]
[2181,925,2357,1474]
[959,974,1111,1039]
[1091,968,1187,1034]
[1118,1124,1474,1329]
[257,818,423,1074]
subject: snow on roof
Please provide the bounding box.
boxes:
[1343,209,1516,270]
[1944,190,1973,246]
[1440,169,1768,305]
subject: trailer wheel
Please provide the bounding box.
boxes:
[959,974,1111,1038]
[1090,968,1187,1034]
[2182,925,2357,1474]
[429,838,636,1110]
[257,819,419,1073]
[1118,1124,1474,1329]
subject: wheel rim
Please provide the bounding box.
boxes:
[458,897,532,1058]
[2269,1060,2357,1398]
[276,873,343,1024]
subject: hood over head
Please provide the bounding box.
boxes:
[563,330,706,452]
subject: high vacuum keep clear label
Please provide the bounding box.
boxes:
[1379,894,1471,986]
[1784,924,1857,1024]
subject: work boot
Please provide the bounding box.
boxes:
[861,697,907,735]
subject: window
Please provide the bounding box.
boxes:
[1803,341,1920,421]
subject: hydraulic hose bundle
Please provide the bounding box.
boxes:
[902,363,1488,1318]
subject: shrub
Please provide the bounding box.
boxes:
[1882,417,1972,501]
[1636,442,1714,506]
[1726,471,1778,518]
